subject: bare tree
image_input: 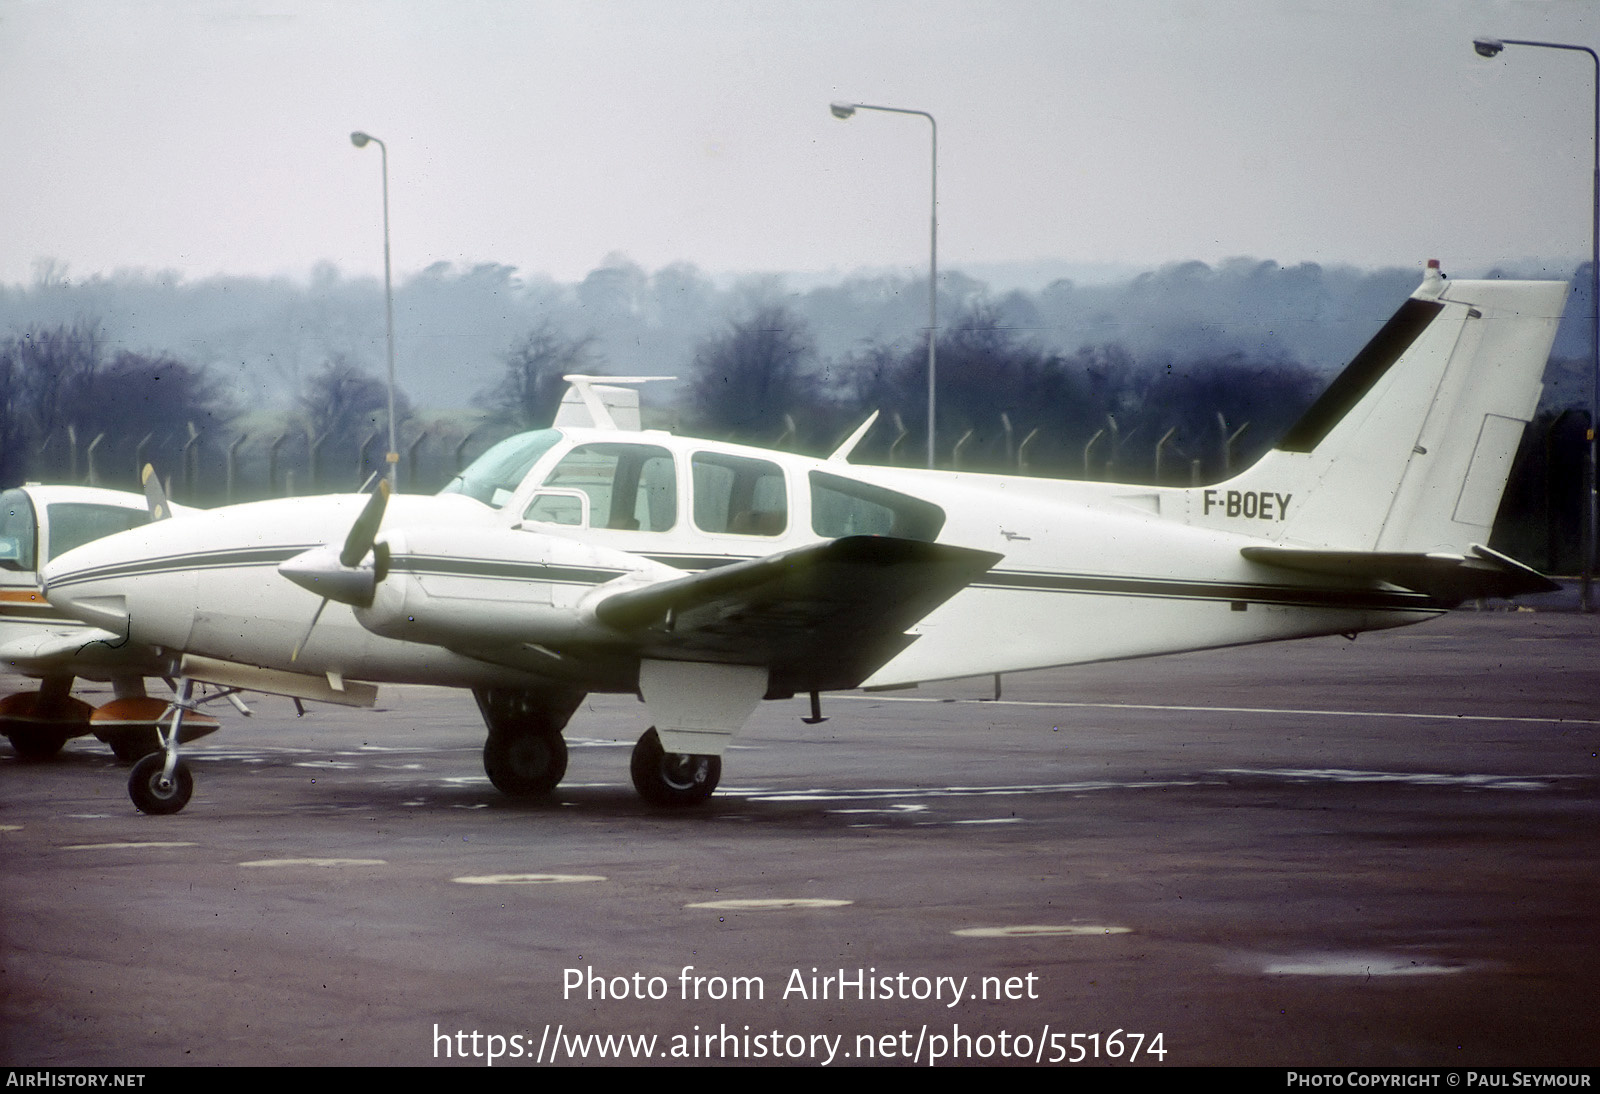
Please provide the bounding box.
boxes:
[689,305,816,441]
[477,323,596,430]
[0,322,102,484]
[298,356,410,487]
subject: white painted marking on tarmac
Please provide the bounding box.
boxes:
[954,925,1131,938]
[826,804,928,815]
[453,873,605,885]
[839,694,1600,726]
[686,898,853,910]
[238,858,387,868]
[63,841,198,850]
[1218,768,1557,791]
[0,824,22,832]
[750,780,1199,803]
[1260,953,1465,977]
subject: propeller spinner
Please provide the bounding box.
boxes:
[278,483,390,660]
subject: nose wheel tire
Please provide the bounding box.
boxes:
[483,730,568,797]
[128,753,194,815]
[630,728,720,806]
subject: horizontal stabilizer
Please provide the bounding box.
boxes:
[1241,543,1558,604]
[594,535,1003,695]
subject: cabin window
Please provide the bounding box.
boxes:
[439,429,563,509]
[809,471,945,541]
[44,503,151,562]
[521,489,587,527]
[539,443,677,531]
[692,452,787,536]
[0,489,38,571]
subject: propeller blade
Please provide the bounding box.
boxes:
[340,481,390,568]
[141,464,172,521]
[290,597,329,663]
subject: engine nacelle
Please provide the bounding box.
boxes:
[355,526,676,650]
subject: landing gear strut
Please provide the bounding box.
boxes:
[473,686,584,798]
[127,677,198,815]
[630,727,720,807]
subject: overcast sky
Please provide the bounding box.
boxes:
[1,0,1596,289]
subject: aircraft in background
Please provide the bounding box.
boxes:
[42,267,1567,814]
[0,479,221,760]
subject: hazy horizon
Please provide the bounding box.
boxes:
[3,1,1595,290]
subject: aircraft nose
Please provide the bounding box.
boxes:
[41,554,131,632]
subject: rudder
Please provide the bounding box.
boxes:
[1188,268,1567,554]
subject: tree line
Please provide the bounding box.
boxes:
[1,261,1590,572]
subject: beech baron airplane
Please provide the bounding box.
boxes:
[42,266,1567,814]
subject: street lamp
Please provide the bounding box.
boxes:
[350,130,399,489]
[1472,37,1600,611]
[830,101,939,469]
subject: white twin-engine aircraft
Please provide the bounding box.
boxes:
[41,266,1567,815]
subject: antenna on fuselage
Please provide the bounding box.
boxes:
[558,375,674,431]
[827,411,880,463]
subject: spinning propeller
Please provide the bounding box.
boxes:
[278,482,390,661]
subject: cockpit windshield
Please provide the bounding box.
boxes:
[438,429,563,509]
[0,489,38,571]
[0,490,154,572]
[46,503,150,561]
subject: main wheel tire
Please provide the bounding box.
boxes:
[1,690,92,760]
[483,730,568,797]
[5,726,69,761]
[106,728,162,764]
[128,753,193,815]
[629,727,721,807]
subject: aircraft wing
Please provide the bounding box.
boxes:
[0,627,154,675]
[593,535,1003,695]
[1240,542,1558,604]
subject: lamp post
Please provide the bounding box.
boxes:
[350,130,399,489]
[830,101,939,469]
[1473,37,1600,611]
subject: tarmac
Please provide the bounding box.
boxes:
[1,609,1596,1067]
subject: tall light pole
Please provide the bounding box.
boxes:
[1472,37,1599,611]
[350,130,399,489]
[830,101,939,469]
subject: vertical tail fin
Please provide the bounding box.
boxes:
[1188,269,1567,553]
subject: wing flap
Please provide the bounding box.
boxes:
[593,536,1002,695]
[1241,542,1558,604]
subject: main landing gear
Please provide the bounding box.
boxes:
[630,727,720,807]
[1,677,220,764]
[0,678,90,760]
[475,686,582,798]
[472,687,723,806]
